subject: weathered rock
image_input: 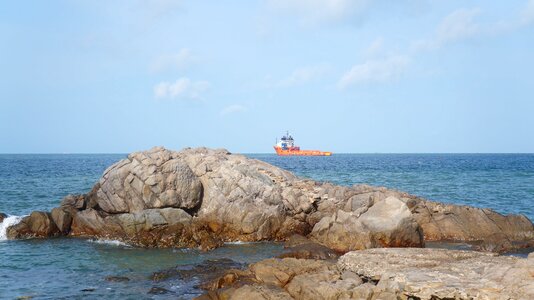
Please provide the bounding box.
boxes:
[310,196,424,252]
[249,258,333,287]
[411,199,534,243]
[200,249,534,300]
[50,207,73,234]
[96,148,204,214]
[197,284,293,300]
[6,211,60,239]
[8,147,534,252]
[60,194,86,210]
[338,248,534,299]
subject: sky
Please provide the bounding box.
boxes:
[1,0,533,153]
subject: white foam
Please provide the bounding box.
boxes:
[86,238,130,247]
[224,240,256,245]
[0,215,25,241]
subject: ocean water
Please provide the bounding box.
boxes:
[0,153,533,298]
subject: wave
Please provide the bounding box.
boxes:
[0,215,25,241]
[86,238,131,247]
[224,241,258,245]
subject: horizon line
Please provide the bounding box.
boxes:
[1,152,534,155]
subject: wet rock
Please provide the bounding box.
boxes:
[279,242,340,260]
[281,234,340,260]
[7,211,60,239]
[283,234,311,247]
[152,258,243,288]
[0,212,6,223]
[105,276,130,282]
[148,286,170,295]
[11,147,534,252]
[310,196,424,252]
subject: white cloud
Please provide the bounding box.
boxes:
[338,56,410,88]
[363,37,384,58]
[149,48,195,73]
[436,8,481,44]
[415,8,481,51]
[267,0,369,25]
[278,64,330,87]
[220,104,247,116]
[154,77,209,100]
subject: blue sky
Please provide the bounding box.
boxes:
[1,0,533,153]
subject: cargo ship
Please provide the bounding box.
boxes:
[274,131,332,156]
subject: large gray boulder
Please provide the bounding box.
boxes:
[96,148,203,213]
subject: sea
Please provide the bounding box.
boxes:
[0,153,533,299]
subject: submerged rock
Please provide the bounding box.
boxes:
[5,146,534,254]
[147,287,170,295]
[152,258,244,289]
[105,276,130,282]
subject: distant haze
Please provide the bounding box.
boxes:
[1,1,533,153]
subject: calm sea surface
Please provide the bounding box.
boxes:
[0,153,533,298]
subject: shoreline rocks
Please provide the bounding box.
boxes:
[197,248,534,299]
[5,146,534,255]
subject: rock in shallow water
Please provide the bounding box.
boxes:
[152,258,244,286]
[5,146,534,254]
[7,211,59,239]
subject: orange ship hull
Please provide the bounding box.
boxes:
[274,146,332,156]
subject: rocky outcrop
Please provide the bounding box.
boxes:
[310,196,424,252]
[199,249,534,300]
[7,211,60,239]
[5,147,534,253]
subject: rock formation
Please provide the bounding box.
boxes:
[5,147,534,253]
[198,249,534,300]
